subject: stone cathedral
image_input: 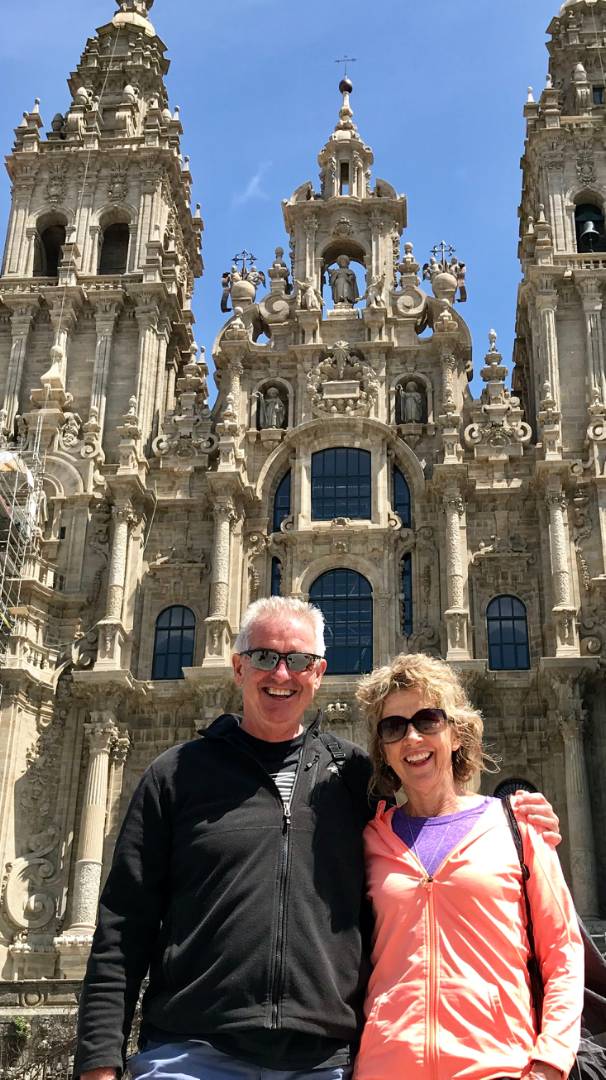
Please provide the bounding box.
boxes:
[0,0,605,1021]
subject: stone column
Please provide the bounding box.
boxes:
[443,488,470,659]
[536,291,560,405]
[305,216,318,281]
[545,487,578,654]
[2,305,36,433]
[106,504,134,621]
[90,300,121,438]
[209,498,235,618]
[65,714,118,933]
[134,301,160,442]
[578,281,606,406]
[560,712,599,919]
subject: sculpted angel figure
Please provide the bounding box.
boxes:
[296,277,324,311]
[363,272,386,309]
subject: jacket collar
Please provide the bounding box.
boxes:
[198,709,323,742]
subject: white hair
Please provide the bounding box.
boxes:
[233,597,326,655]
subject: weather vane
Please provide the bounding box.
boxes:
[335,55,357,79]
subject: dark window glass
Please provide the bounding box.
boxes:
[593,87,604,106]
[310,569,373,675]
[311,448,371,521]
[493,778,538,799]
[99,222,130,275]
[401,553,413,637]
[271,557,282,597]
[152,605,195,680]
[393,467,412,528]
[273,471,291,533]
[486,595,530,671]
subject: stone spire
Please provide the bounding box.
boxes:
[317,78,374,199]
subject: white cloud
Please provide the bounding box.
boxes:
[233,162,272,207]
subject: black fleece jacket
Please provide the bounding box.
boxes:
[74,714,374,1076]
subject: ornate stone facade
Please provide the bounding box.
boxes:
[0,0,605,1021]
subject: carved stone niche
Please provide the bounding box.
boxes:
[249,380,289,446]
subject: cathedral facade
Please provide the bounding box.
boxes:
[0,0,605,1020]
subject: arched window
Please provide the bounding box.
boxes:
[310,569,372,674]
[152,605,195,680]
[99,222,130,275]
[311,448,371,521]
[273,470,291,533]
[392,466,412,528]
[493,778,538,800]
[575,203,605,252]
[33,222,66,278]
[487,596,530,671]
[271,557,282,597]
[400,553,413,637]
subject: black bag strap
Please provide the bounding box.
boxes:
[502,796,543,1009]
[318,731,347,772]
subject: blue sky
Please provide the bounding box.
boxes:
[0,0,559,399]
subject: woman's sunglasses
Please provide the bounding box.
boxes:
[240,648,322,672]
[377,708,448,744]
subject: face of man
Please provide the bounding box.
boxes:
[232,615,327,742]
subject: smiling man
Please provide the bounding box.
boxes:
[74,597,560,1080]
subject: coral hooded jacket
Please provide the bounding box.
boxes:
[354,798,583,1080]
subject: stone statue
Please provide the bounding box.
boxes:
[257,387,286,430]
[247,264,266,291]
[422,257,440,282]
[60,410,83,448]
[448,257,467,303]
[296,277,324,311]
[398,381,425,424]
[328,255,358,307]
[269,247,292,293]
[363,272,386,309]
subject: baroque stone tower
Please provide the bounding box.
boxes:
[0,0,605,1027]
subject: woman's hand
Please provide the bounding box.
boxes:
[529,1062,563,1080]
[510,791,561,847]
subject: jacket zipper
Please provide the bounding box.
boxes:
[424,875,439,1080]
[269,748,306,1028]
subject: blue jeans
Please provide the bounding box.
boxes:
[128,1039,353,1080]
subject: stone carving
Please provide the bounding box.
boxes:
[221,257,266,313]
[86,499,111,605]
[464,331,532,456]
[307,340,379,417]
[396,380,425,424]
[2,827,59,931]
[325,701,352,724]
[328,256,358,307]
[152,349,217,461]
[571,489,593,592]
[58,409,82,451]
[45,162,68,208]
[576,142,596,185]
[573,63,592,115]
[423,250,467,304]
[256,386,287,430]
[108,163,129,202]
[363,272,386,309]
[296,277,324,311]
[268,247,292,293]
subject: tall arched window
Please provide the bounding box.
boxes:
[33,221,66,278]
[392,466,412,528]
[575,203,605,252]
[273,470,291,533]
[487,596,530,671]
[310,569,372,674]
[99,222,130,275]
[311,448,371,521]
[152,605,195,680]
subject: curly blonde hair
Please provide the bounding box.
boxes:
[356,653,496,797]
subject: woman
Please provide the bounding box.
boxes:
[354,652,584,1080]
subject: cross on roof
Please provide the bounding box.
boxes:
[335,56,357,78]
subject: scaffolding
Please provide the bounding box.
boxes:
[0,421,46,707]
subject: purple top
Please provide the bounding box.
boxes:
[392,797,494,878]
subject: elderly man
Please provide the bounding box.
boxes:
[75,597,558,1080]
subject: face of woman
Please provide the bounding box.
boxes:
[379,686,461,800]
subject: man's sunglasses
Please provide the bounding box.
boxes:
[377,708,448,744]
[240,649,322,672]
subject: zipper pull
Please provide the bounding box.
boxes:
[283,804,291,834]
[304,753,320,770]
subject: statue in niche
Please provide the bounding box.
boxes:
[296,277,324,311]
[397,381,425,425]
[256,386,286,430]
[363,271,386,309]
[328,255,358,307]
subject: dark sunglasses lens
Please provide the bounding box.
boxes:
[286,652,314,671]
[378,717,407,743]
[249,649,279,670]
[415,709,447,732]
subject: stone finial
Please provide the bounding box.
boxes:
[527,87,535,103]
[488,328,498,353]
[116,0,154,12]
